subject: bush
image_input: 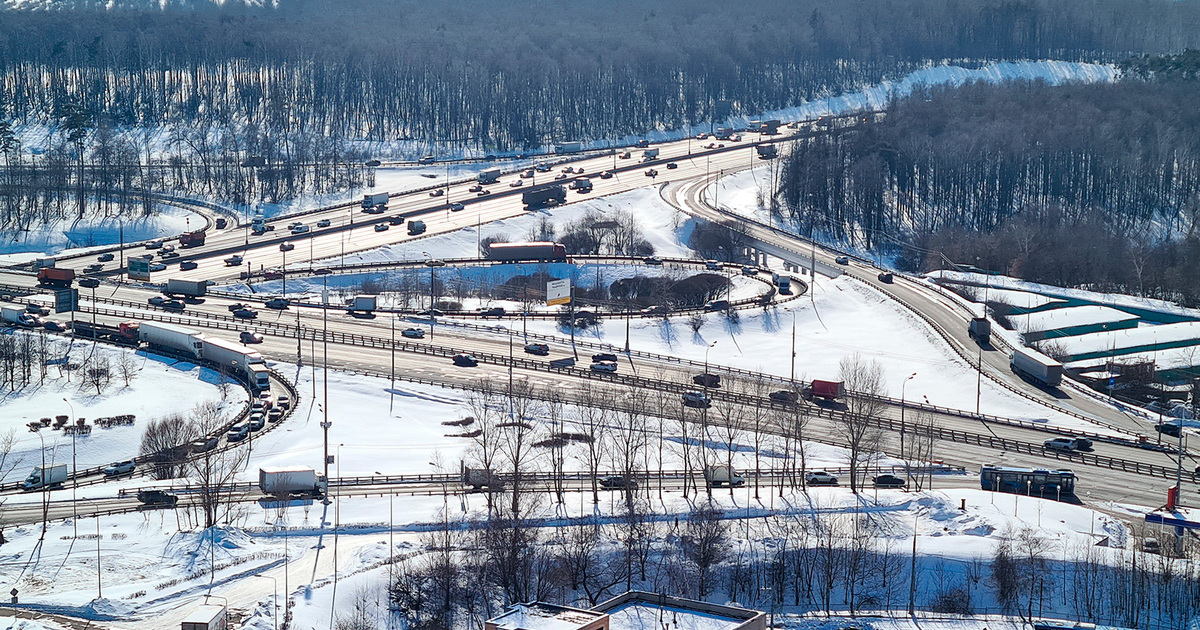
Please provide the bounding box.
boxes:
[929,587,972,615]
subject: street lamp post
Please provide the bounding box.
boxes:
[703,340,717,498]
[253,574,279,630]
[900,373,915,487]
[63,397,78,538]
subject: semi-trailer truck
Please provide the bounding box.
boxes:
[642,148,659,161]
[771,272,792,295]
[555,142,583,154]
[166,279,208,298]
[361,192,389,209]
[21,463,67,491]
[486,242,567,262]
[756,145,778,159]
[37,268,75,288]
[478,168,502,184]
[1011,347,1063,387]
[179,230,206,247]
[522,185,567,209]
[803,379,844,401]
[969,317,991,344]
[138,322,205,359]
[200,337,265,380]
[259,466,327,498]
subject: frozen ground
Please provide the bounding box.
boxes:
[1012,305,1138,335]
[0,333,246,481]
[0,204,203,263]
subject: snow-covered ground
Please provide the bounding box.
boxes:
[1012,305,1138,336]
[0,204,204,263]
[0,333,246,481]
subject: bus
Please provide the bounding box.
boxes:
[980,465,1075,500]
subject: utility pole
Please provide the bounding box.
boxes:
[321,285,331,491]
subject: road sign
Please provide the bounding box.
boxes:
[546,279,571,306]
[54,288,78,314]
[128,258,150,281]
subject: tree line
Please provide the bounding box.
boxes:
[777,77,1200,306]
[4,0,1200,151]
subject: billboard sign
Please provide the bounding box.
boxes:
[546,279,571,306]
[54,289,78,314]
[128,258,151,281]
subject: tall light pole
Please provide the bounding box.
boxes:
[703,340,717,498]
[900,373,916,486]
[63,398,77,539]
[253,574,279,630]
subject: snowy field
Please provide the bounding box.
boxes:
[0,333,246,480]
[0,203,203,263]
[1012,305,1138,335]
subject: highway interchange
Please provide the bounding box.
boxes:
[2,116,1194,523]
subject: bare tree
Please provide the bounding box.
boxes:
[837,354,888,493]
[115,351,138,388]
[186,402,248,528]
[139,413,198,480]
[682,506,729,599]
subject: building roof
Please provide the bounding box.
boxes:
[489,603,608,630]
[605,601,744,630]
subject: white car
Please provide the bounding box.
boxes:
[103,460,136,476]
[401,328,426,339]
[290,224,310,235]
[806,471,839,486]
[590,360,618,373]
[149,262,166,272]
[509,179,523,187]
[317,218,332,227]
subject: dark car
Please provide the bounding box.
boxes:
[480,307,506,318]
[693,373,721,388]
[878,272,894,283]
[97,252,115,262]
[78,278,100,289]
[450,202,465,212]
[592,353,618,363]
[162,299,185,311]
[43,320,67,332]
[233,308,258,319]
[873,474,906,489]
[179,259,199,271]
[228,302,248,312]
[388,215,406,226]
[430,189,445,197]
[643,256,663,266]
[666,162,678,169]
[769,390,798,403]
[136,490,178,507]
[240,331,264,344]
[835,256,850,265]
[265,298,290,310]
[599,476,637,489]
[453,354,479,367]
[84,263,103,273]
[1155,423,1182,438]
[524,343,550,356]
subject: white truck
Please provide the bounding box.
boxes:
[478,168,502,184]
[361,192,389,209]
[642,148,659,161]
[555,142,583,154]
[251,213,268,234]
[1011,346,1063,387]
[771,272,792,295]
[21,463,68,491]
[350,294,377,313]
[180,604,227,630]
[259,465,327,498]
[139,322,205,359]
[1,305,29,325]
[247,363,271,391]
[705,465,745,488]
[166,278,208,298]
[200,337,265,382]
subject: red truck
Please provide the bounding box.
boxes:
[37,268,75,288]
[179,230,206,247]
[804,379,844,401]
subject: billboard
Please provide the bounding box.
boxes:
[546,279,571,306]
[128,258,151,281]
[54,288,78,314]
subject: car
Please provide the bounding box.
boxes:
[401,328,426,339]
[554,173,568,181]
[600,171,614,179]
[149,262,167,272]
[179,259,198,270]
[420,309,445,317]
[682,391,712,408]
[878,272,894,283]
[599,476,637,489]
[1142,537,1162,555]
[98,252,115,262]
[644,256,663,266]
[476,189,491,196]
[419,155,435,164]
[1070,437,1093,451]
[313,268,332,275]
[536,163,552,172]
[290,224,310,234]
[424,259,446,267]
[1155,423,1182,438]
[162,299,185,311]
[450,203,465,212]
[563,166,574,174]
[84,263,103,273]
[769,390,798,403]
[618,151,632,159]
[835,256,850,265]
[279,241,295,252]
[592,353,618,363]
[453,353,479,367]
[524,343,550,356]
[641,305,668,316]
[275,395,290,410]
[363,204,385,214]
[666,162,678,169]
[693,373,721,388]
[225,255,243,266]
[873,474,906,489]
[268,407,284,423]
[42,320,66,332]
[590,360,618,373]
[705,260,722,271]
[258,390,274,403]
[160,244,176,254]
[265,298,290,310]
[806,471,839,486]
[365,159,381,167]
[521,169,534,178]
[227,424,249,442]
[103,460,136,476]
[429,189,445,197]
[317,218,332,227]
[251,400,267,413]
[741,266,759,275]
[160,251,181,260]
[469,184,483,193]
[136,489,178,507]
[1043,438,1076,453]
[78,278,100,289]
[644,169,657,177]
[388,215,405,225]
[374,223,389,232]
[704,299,730,312]
[228,302,248,312]
[145,240,163,249]
[248,413,266,431]
[480,307,506,318]
[240,331,264,344]
[148,296,167,306]
[233,308,258,319]
[509,179,523,187]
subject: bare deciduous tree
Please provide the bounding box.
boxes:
[837,354,888,493]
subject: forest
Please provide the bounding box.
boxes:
[776,76,1200,306]
[3,0,1200,151]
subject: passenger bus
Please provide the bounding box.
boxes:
[980,465,1075,500]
